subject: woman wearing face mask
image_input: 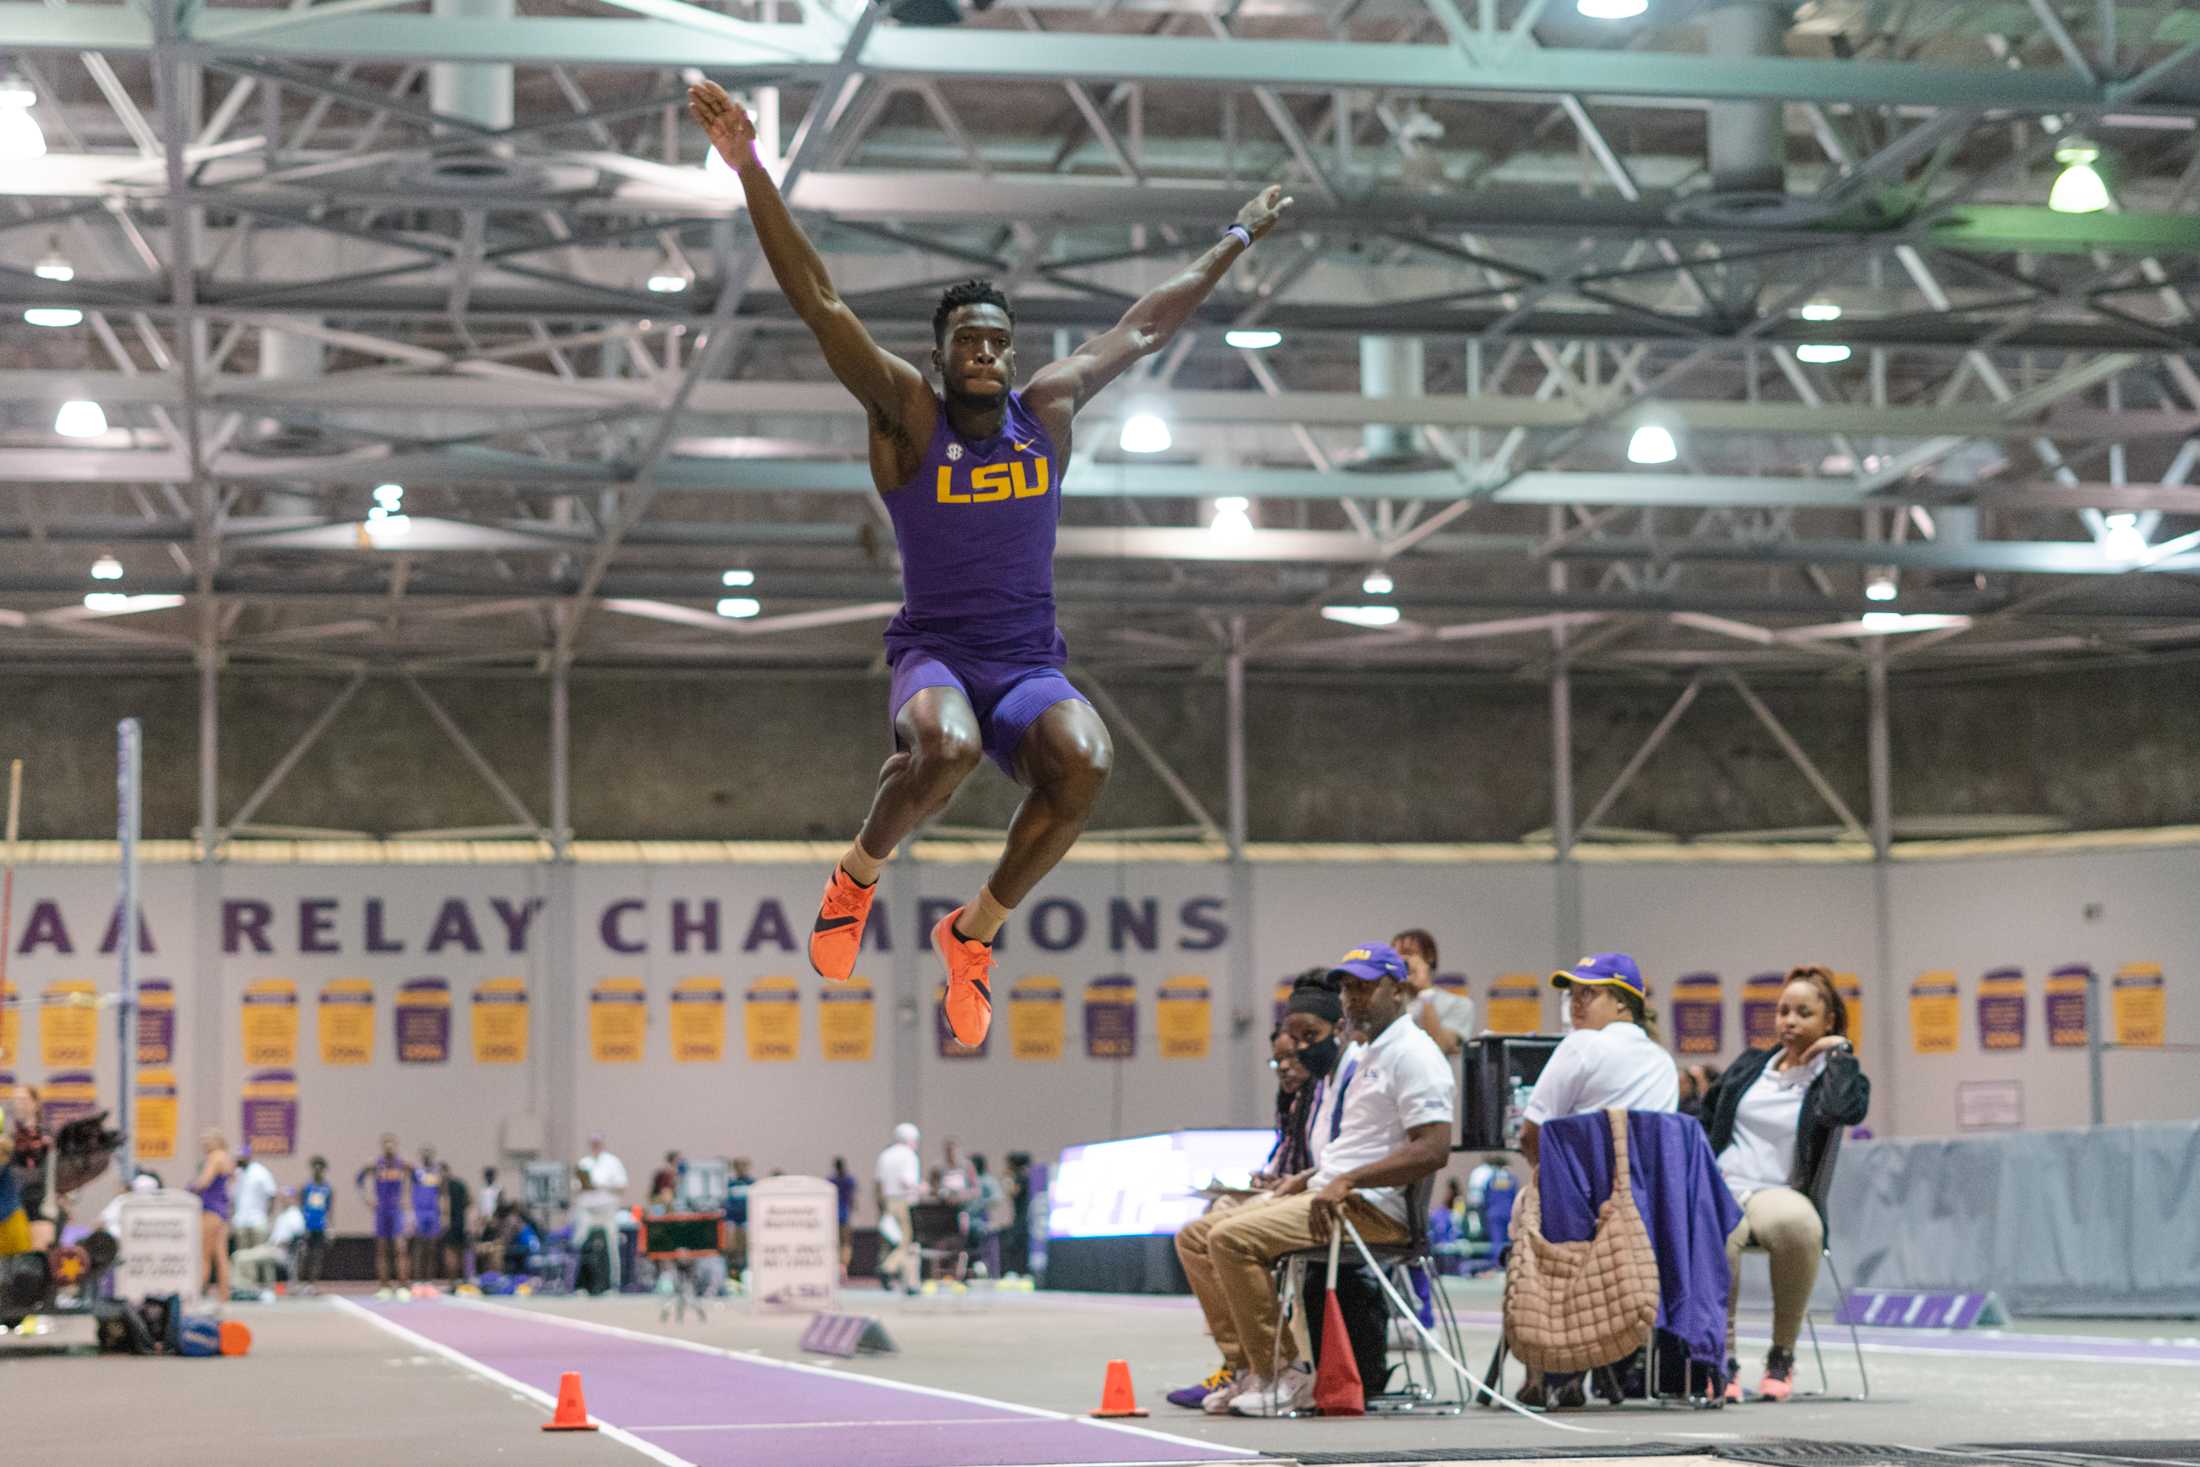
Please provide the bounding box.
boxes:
[1697,965,1870,1402]
[1168,970,1343,1411]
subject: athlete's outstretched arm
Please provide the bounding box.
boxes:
[1023,184,1292,435]
[689,81,926,420]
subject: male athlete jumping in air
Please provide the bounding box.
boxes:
[690,81,1290,1047]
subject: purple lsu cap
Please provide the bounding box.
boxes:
[1551,952,1646,999]
[1329,942,1408,984]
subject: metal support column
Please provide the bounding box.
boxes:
[550,659,571,858]
[1225,617,1256,1127]
[193,603,223,1163]
[114,718,142,1187]
[540,657,574,1160]
[1550,515,1582,1003]
[1867,640,1898,1134]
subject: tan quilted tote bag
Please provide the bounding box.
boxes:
[1502,1108,1661,1373]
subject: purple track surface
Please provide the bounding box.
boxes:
[366,1300,1247,1467]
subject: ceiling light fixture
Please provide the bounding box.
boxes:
[1362,569,1395,596]
[90,553,124,582]
[1209,496,1254,543]
[23,308,81,328]
[1626,423,1678,465]
[1795,343,1852,364]
[2049,138,2110,214]
[1576,0,1648,17]
[1322,605,1403,628]
[1119,412,1172,455]
[716,596,762,619]
[2101,511,2148,560]
[54,399,107,438]
[1224,329,1283,350]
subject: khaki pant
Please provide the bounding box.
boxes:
[1179,1191,1407,1377]
[881,1198,920,1292]
[1725,1185,1824,1358]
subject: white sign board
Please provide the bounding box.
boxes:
[747,1176,839,1312]
[113,1190,203,1303]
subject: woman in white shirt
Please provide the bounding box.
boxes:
[1513,952,1678,1411]
[1519,952,1679,1163]
[1696,965,1871,1402]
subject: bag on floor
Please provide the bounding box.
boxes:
[177,1315,224,1357]
[1502,1107,1660,1373]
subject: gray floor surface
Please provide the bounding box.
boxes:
[12,1278,2200,1467]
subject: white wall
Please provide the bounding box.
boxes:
[9,843,2194,1225]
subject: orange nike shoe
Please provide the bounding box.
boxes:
[932,906,995,1047]
[808,865,876,981]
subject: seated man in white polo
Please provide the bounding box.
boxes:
[1187,941,1456,1418]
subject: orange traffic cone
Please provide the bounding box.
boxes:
[542,1371,600,1433]
[1091,1359,1148,1418]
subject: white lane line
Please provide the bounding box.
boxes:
[631,1418,1050,1433]
[451,1296,1261,1460]
[331,1296,695,1467]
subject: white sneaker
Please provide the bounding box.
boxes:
[1231,1361,1315,1417]
[1202,1372,1256,1414]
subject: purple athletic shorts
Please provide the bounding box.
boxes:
[887,646,1088,780]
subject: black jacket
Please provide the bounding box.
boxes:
[1698,1043,1871,1222]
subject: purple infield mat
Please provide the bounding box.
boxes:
[363,1299,1251,1467]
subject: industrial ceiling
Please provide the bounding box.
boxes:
[3,0,2199,680]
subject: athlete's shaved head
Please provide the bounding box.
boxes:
[933,278,1015,346]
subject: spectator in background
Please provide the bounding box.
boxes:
[357,1134,410,1292]
[830,1157,858,1273]
[1395,928,1473,1057]
[230,1146,278,1255]
[478,1166,501,1223]
[938,1140,972,1203]
[235,1188,306,1293]
[965,1153,1007,1278]
[298,1156,334,1294]
[191,1129,237,1301]
[1698,964,1871,1402]
[726,1157,756,1274]
[1678,1063,1722,1122]
[875,1122,923,1295]
[0,1108,30,1256]
[409,1145,445,1285]
[574,1133,629,1294]
[440,1161,471,1287]
[1003,1152,1034,1279]
[650,1151,683,1206]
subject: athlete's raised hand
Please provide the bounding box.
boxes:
[1235,184,1294,243]
[688,80,758,172]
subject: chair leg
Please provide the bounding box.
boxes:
[1821,1248,1870,1399]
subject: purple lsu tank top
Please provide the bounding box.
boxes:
[198,1168,232,1220]
[881,390,1067,667]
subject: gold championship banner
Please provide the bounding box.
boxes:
[1909,970,1960,1054]
[818,979,875,1062]
[1155,975,1212,1060]
[135,1068,179,1160]
[317,979,375,1065]
[241,977,300,1068]
[1485,972,1543,1034]
[670,975,728,1063]
[2111,963,2166,1047]
[1009,976,1065,1060]
[744,976,801,1062]
[40,979,97,1068]
[589,976,648,1063]
[471,977,529,1065]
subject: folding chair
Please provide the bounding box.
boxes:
[1267,1174,1470,1416]
[1751,1125,1868,1399]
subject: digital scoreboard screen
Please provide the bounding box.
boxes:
[1046,1128,1277,1240]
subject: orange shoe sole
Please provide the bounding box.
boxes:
[932,909,994,1047]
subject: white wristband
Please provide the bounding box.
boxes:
[1223,224,1253,249]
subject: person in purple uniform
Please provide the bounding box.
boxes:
[356,1133,411,1290]
[409,1144,445,1285]
[689,81,1292,1050]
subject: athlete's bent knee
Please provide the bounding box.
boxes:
[912,725,984,782]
